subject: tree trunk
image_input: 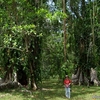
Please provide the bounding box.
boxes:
[29,62,37,90]
[62,0,67,62]
[4,66,13,83]
[72,67,100,86]
[90,68,100,86]
[72,67,89,86]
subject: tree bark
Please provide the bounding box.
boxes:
[4,66,13,83]
[29,62,37,90]
[90,68,100,86]
[72,67,100,86]
[62,0,67,62]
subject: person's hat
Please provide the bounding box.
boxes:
[65,75,68,77]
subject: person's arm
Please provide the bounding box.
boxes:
[68,79,71,86]
[64,80,69,87]
[64,80,67,87]
[64,79,66,85]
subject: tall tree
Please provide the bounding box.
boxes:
[62,0,67,62]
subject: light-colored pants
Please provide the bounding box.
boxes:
[65,87,70,98]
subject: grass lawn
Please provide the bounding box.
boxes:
[0,79,100,100]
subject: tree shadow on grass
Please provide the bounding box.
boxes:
[70,85,100,99]
[35,80,100,100]
[0,88,34,100]
[0,80,100,100]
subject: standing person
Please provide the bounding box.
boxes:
[64,75,71,99]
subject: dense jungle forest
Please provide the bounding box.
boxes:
[0,0,100,91]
